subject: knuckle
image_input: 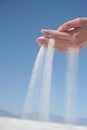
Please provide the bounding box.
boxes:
[61,23,70,31]
[46,31,50,35]
[64,23,70,28]
[76,18,83,25]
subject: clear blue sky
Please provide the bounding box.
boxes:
[0,0,87,120]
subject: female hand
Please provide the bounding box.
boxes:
[36,18,87,52]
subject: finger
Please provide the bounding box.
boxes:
[38,37,73,49]
[38,40,70,49]
[58,18,87,32]
[36,36,49,43]
[39,40,69,52]
[37,37,49,44]
[39,42,67,52]
[39,41,48,46]
[79,42,87,50]
[41,29,70,40]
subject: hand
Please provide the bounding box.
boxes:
[36,18,87,52]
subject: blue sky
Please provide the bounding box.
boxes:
[0,0,87,119]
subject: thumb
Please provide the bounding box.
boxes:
[58,18,83,32]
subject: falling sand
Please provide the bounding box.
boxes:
[65,47,79,129]
[22,38,79,130]
[22,38,55,122]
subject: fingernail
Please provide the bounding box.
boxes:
[41,29,46,33]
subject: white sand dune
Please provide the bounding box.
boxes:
[0,117,87,130]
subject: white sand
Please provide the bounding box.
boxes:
[0,117,87,130]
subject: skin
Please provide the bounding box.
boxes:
[36,18,87,52]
